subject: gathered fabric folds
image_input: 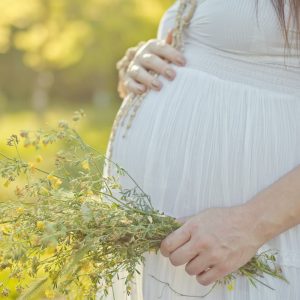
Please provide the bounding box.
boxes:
[101,65,300,299]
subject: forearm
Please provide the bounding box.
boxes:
[243,165,300,244]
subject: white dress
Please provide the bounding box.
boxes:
[102,0,300,299]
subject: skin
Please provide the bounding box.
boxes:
[120,34,300,287]
[160,165,300,286]
[122,31,186,96]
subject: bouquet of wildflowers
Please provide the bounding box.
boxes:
[0,111,288,299]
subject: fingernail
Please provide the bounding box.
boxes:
[176,56,186,66]
[165,68,176,80]
[138,86,146,93]
[151,79,162,90]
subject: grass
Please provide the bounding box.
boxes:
[0,103,119,299]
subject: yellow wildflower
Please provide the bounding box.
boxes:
[36,221,45,231]
[47,175,55,181]
[52,178,62,189]
[47,175,62,189]
[82,261,94,273]
[79,196,86,203]
[28,162,36,172]
[45,289,55,299]
[81,160,90,171]
[36,155,43,163]
[86,190,93,196]
[227,281,235,291]
[16,207,25,215]
[46,245,57,255]
[0,225,11,235]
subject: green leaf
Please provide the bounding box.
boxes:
[18,277,48,300]
[62,246,89,277]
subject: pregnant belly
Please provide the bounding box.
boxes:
[106,66,300,218]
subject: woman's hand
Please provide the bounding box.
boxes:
[160,206,266,286]
[123,35,187,95]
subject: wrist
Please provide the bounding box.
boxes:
[234,202,278,247]
[238,166,300,247]
[240,192,291,245]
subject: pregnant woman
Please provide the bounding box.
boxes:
[103,0,300,299]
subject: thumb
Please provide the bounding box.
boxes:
[165,28,174,45]
[176,214,193,224]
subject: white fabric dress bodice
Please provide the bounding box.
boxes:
[158,0,300,95]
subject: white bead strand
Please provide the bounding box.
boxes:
[106,0,198,175]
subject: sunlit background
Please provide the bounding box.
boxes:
[0,0,173,298]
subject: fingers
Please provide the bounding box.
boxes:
[196,263,231,286]
[160,226,191,257]
[123,38,187,95]
[127,65,162,91]
[185,254,214,276]
[149,40,186,66]
[196,268,218,286]
[138,53,176,81]
[196,268,217,286]
[123,77,146,95]
[168,241,199,266]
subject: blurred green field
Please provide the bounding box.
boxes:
[0,104,119,195]
[0,104,119,150]
[0,104,119,299]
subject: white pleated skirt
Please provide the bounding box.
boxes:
[101,64,300,300]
